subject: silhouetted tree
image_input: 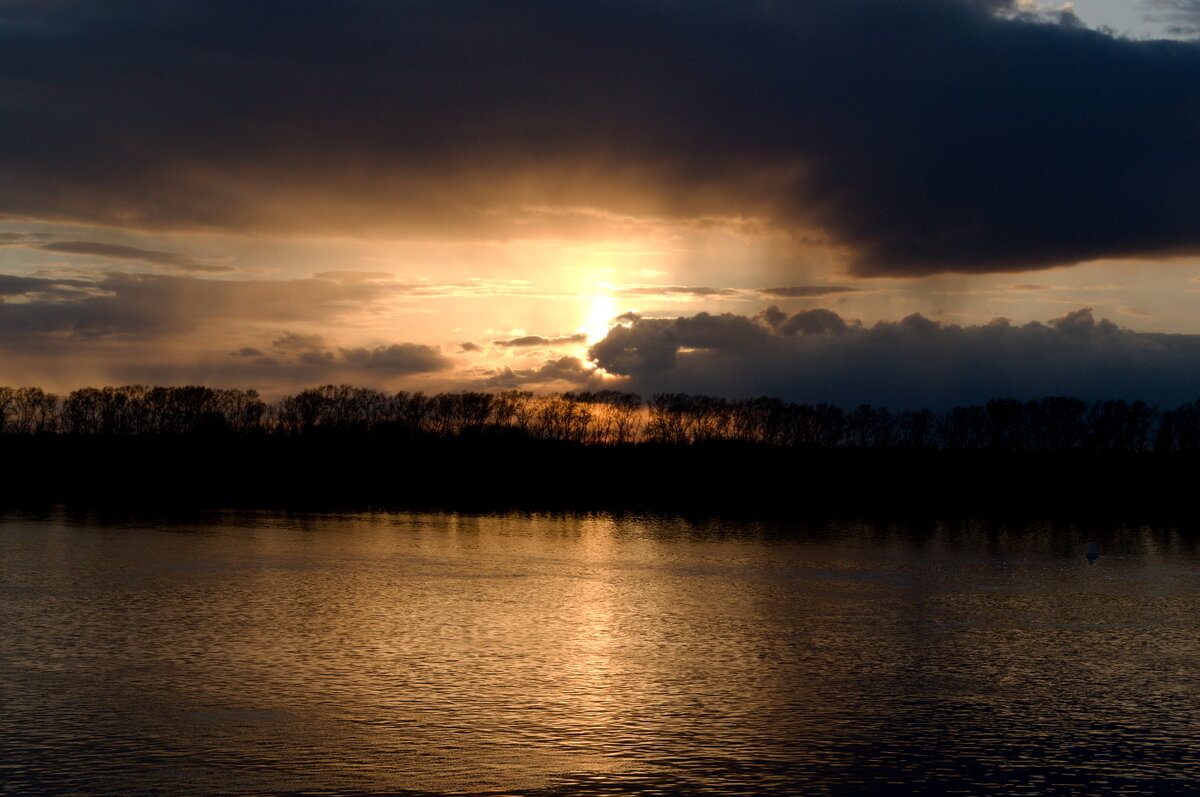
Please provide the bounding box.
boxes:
[984,398,1025,450]
[647,393,693,445]
[1027,396,1088,451]
[216,389,267,434]
[1084,399,1157,452]
[1156,400,1200,452]
[730,397,784,445]
[61,387,104,434]
[940,405,986,450]
[8,383,1200,457]
[847,405,893,448]
[426,391,494,437]
[390,391,430,437]
[1,387,58,434]
[897,408,936,449]
[569,390,642,444]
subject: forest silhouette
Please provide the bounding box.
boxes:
[2,384,1198,516]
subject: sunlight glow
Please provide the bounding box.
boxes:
[579,294,620,345]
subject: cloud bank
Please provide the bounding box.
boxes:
[340,343,452,373]
[0,271,453,389]
[1,1,1198,275]
[0,272,392,338]
[588,307,1200,408]
[493,334,587,348]
[37,241,233,273]
[756,286,859,299]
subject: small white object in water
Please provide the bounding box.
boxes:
[1085,541,1100,561]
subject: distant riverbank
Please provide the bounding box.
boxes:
[3,435,1198,521]
[4,384,1198,519]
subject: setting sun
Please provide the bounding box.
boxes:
[578,294,622,348]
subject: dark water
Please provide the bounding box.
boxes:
[3,510,1200,796]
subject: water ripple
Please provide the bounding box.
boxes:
[3,512,1199,795]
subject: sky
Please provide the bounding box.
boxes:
[2,0,1200,409]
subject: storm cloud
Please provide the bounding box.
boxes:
[2,1,1198,275]
[588,307,1200,408]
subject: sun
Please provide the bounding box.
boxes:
[578,294,620,346]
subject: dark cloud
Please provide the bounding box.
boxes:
[759,306,788,329]
[298,350,335,365]
[493,333,587,348]
[311,271,397,282]
[616,285,743,299]
[1,1,1198,275]
[0,274,100,301]
[272,332,328,350]
[459,342,482,352]
[0,270,457,391]
[1147,0,1200,38]
[0,270,457,390]
[38,241,233,273]
[756,286,859,298]
[0,232,51,243]
[588,307,1200,408]
[340,343,452,373]
[588,312,771,375]
[771,308,853,337]
[537,355,595,382]
[481,356,596,388]
[0,273,393,338]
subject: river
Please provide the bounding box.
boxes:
[3,509,1199,795]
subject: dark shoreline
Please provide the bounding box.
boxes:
[3,436,1198,523]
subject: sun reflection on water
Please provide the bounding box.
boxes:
[5,512,1200,794]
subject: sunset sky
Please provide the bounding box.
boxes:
[3,0,1200,408]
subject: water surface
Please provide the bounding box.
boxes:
[3,510,1200,795]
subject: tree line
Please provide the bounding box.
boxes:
[2,384,1200,452]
